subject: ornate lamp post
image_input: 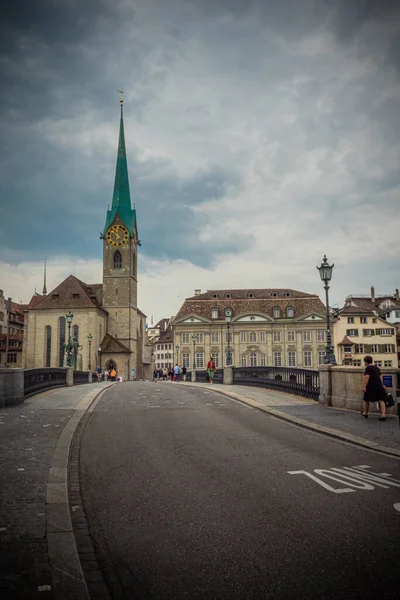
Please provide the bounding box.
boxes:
[192,334,197,370]
[98,345,102,369]
[317,255,337,365]
[175,344,179,364]
[65,311,74,367]
[225,308,233,366]
[87,333,93,371]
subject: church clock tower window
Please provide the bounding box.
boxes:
[114,251,122,270]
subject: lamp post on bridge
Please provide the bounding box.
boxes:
[87,333,93,371]
[225,308,233,366]
[65,311,74,367]
[192,334,197,370]
[317,255,337,365]
[175,344,179,365]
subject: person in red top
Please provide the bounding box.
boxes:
[207,357,216,384]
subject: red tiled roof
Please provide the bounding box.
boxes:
[175,292,325,321]
[189,288,316,300]
[30,275,106,312]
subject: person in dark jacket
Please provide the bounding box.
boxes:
[361,355,386,420]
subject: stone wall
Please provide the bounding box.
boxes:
[319,366,399,413]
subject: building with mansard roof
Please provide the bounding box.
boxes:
[23,101,151,380]
[172,288,328,370]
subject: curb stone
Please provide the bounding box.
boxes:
[68,412,112,600]
[45,384,113,600]
[183,383,400,459]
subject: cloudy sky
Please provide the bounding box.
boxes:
[1,0,399,321]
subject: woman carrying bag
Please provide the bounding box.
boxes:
[207,357,216,384]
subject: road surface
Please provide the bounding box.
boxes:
[79,382,400,600]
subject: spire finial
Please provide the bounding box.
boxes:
[117,89,124,107]
[42,258,47,297]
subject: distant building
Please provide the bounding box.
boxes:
[154,328,175,370]
[0,292,25,367]
[172,288,327,370]
[336,287,400,367]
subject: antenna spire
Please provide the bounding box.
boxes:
[42,258,47,296]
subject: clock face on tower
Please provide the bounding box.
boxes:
[106,224,129,246]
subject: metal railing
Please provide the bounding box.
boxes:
[73,371,91,385]
[24,368,67,399]
[233,366,320,400]
[195,369,223,383]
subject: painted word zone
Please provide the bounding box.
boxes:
[288,465,400,494]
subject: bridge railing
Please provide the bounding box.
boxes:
[73,370,91,385]
[233,366,320,400]
[24,368,67,399]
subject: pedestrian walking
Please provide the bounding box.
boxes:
[153,368,158,382]
[207,357,216,384]
[158,368,163,381]
[104,369,109,382]
[168,367,173,381]
[163,367,168,381]
[173,363,181,382]
[182,366,187,382]
[361,355,386,420]
[110,368,117,382]
[96,365,102,382]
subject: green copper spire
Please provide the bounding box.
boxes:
[103,98,137,237]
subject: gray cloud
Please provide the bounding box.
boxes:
[0,0,399,313]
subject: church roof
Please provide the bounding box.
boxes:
[103,104,137,237]
[100,333,130,354]
[29,275,106,312]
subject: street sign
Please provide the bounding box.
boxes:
[383,375,393,387]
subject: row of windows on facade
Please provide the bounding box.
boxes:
[0,352,18,363]
[342,344,395,354]
[347,314,400,324]
[0,339,20,348]
[346,328,395,337]
[171,350,326,369]
[43,320,80,368]
[348,359,394,367]
[0,326,23,335]
[180,330,327,345]
[156,343,173,351]
[210,306,296,319]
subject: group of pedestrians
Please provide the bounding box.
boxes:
[96,366,118,382]
[153,364,187,382]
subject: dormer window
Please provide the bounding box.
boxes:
[52,293,59,299]
[211,308,219,319]
[248,292,255,298]
[225,293,232,299]
[72,293,79,299]
[211,293,218,299]
[286,306,294,318]
[272,292,278,297]
[273,307,281,319]
[285,292,291,297]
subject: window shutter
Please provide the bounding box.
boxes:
[378,344,384,353]
[364,344,371,353]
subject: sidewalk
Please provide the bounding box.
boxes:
[0,382,110,600]
[184,382,400,457]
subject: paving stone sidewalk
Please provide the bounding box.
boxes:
[0,383,106,600]
[185,382,400,455]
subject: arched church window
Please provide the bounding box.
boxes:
[45,326,52,367]
[58,317,65,367]
[114,251,122,270]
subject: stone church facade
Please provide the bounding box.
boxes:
[23,101,149,380]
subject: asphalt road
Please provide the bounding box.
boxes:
[79,382,400,600]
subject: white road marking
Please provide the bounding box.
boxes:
[288,465,400,494]
[394,503,400,513]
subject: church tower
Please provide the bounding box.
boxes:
[101,97,142,378]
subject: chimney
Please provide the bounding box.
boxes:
[395,289,399,300]
[194,289,201,296]
[371,286,375,303]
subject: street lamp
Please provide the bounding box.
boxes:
[175,344,179,364]
[87,333,93,371]
[98,345,102,369]
[225,308,233,366]
[192,334,197,370]
[65,311,74,367]
[317,255,337,365]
